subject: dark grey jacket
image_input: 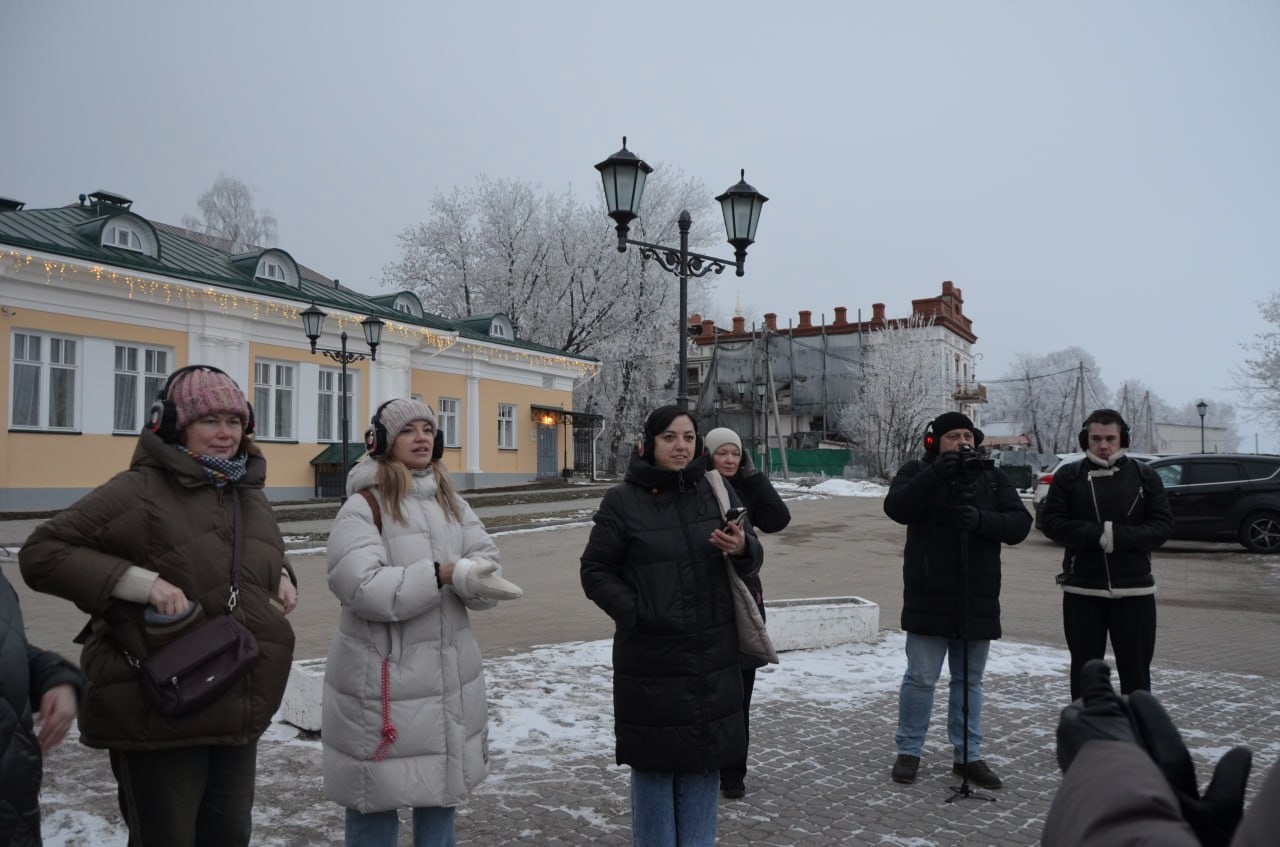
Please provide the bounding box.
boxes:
[580,452,763,772]
[0,569,86,847]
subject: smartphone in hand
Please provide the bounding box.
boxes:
[723,507,745,532]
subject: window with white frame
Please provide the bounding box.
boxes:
[104,224,143,252]
[113,345,170,432]
[253,361,295,439]
[497,403,516,449]
[11,332,79,429]
[395,302,412,315]
[317,367,354,442]
[438,397,460,448]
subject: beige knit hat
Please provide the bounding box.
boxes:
[703,427,742,456]
[376,399,438,440]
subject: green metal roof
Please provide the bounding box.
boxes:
[0,201,596,363]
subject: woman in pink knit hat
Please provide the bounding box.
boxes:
[21,364,298,847]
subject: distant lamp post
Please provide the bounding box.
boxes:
[756,380,768,476]
[712,396,721,427]
[734,378,749,404]
[1196,399,1208,452]
[596,137,767,410]
[300,303,385,483]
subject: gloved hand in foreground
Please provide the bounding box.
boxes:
[451,557,524,601]
[1056,659,1139,772]
[1128,688,1252,847]
[1056,659,1252,847]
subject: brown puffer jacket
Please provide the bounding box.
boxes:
[19,431,295,750]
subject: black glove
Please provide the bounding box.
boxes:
[934,450,963,480]
[1056,659,1138,772]
[1128,689,1252,847]
[952,505,982,530]
[738,448,757,478]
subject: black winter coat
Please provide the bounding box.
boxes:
[1040,455,1173,593]
[883,452,1032,640]
[0,569,85,847]
[580,452,763,772]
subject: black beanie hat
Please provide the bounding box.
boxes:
[926,412,984,450]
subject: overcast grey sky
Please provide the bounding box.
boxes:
[5,1,1277,435]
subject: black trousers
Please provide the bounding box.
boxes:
[720,666,757,786]
[1062,593,1157,700]
[109,743,257,847]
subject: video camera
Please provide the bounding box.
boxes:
[955,444,994,481]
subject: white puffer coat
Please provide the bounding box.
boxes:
[322,459,502,812]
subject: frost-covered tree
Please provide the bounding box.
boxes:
[985,349,1111,453]
[384,168,720,475]
[834,313,952,479]
[182,174,277,252]
[1237,293,1280,429]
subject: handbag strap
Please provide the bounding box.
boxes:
[227,488,245,612]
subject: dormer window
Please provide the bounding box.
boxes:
[395,302,413,315]
[490,322,508,338]
[246,250,299,287]
[264,261,285,281]
[105,223,143,252]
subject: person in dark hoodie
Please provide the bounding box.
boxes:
[1,567,85,847]
[1040,409,1173,701]
[581,406,764,847]
[703,426,790,801]
[883,411,1031,790]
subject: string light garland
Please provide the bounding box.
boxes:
[3,248,597,374]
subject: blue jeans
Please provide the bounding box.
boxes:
[895,632,989,762]
[630,770,719,847]
[344,806,456,847]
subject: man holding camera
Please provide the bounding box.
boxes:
[1040,408,1173,702]
[883,412,1032,788]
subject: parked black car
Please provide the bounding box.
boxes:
[1148,454,1280,553]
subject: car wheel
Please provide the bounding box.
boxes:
[1239,511,1280,553]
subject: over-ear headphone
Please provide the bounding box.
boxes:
[1078,409,1131,450]
[146,365,255,442]
[365,400,445,460]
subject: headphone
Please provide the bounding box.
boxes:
[1078,409,1131,450]
[923,420,984,452]
[146,365,255,442]
[365,400,445,461]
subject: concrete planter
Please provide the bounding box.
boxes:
[279,657,326,732]
[764,595,879,652]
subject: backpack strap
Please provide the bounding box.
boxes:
[358,489,383,534]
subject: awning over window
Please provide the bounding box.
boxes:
[309,442,370,466]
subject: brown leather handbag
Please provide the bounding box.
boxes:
[137,489,260,718]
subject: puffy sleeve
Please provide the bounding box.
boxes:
[454,498,502,611]
[326,491,443,623]
[580,487,638,629]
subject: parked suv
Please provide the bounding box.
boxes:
[1147,454,1280,553]
[1031,452,1160,529]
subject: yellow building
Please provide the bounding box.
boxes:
[0,190,597,509]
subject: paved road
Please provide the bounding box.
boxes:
[9,491,1280,845]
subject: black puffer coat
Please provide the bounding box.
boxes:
[580,452,763,772]
[20,431,295,750]
[883,452,1032,640]
[1040,455,1173,593]
[1,568,85,847]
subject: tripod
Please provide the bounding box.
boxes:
[946,480,995,805]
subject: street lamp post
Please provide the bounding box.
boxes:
[596,137,767,410]
[756,380,768,476]
[300,303,385,486]
[1196,399,1208,452]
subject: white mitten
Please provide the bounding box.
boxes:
[451,558,523,601]
[1100,520,1115,554]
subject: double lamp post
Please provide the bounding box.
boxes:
[595,137,767,410]
[300,304,384,481]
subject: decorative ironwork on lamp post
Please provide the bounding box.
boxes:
[300,303,385,482]
[1196,399,1208,452]
[596,137,767,410]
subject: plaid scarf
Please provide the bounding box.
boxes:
[174,444,249,488]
